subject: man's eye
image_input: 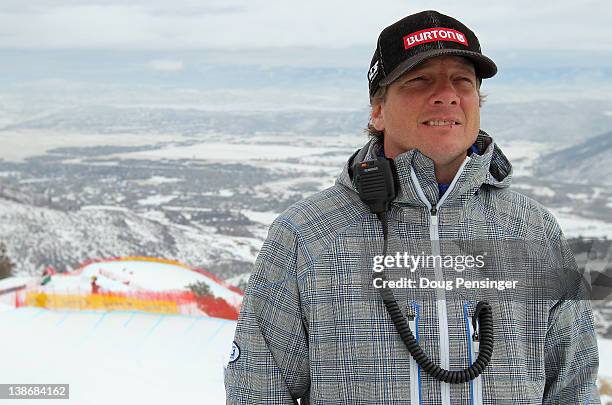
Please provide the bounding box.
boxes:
[402,77,424,85]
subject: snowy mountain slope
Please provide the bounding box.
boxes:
[1,308,612,404]
[0,195,261,277]
[0,307,236,405]
[535,130,612,185]
[0,185,37,205]
[44,258,243,306]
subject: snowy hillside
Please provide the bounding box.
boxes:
[41,257,243,308]
[0,307,236,405]
[2,306,612,404]
[536,130,612,185]
[0,195,261,277]
[0,258,243,403]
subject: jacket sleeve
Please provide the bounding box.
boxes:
[224,217,311,404]
[542,233,601,404]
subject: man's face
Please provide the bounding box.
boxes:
[371,56,480,165]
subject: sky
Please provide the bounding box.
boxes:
[0,0,610,51]
[1,0,611,109]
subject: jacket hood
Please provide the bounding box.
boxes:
[336,130,513,207]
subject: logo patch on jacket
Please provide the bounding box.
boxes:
[229,341,240,363]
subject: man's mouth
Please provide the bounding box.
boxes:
[422,120,461,126]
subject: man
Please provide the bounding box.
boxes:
[225,10,600,404]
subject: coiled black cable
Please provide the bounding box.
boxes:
[375,212,494,384]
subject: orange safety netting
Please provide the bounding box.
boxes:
[18,289,240,320]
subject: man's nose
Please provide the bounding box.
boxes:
[429,79,459,105]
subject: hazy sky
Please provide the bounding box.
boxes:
[1,0,610,51]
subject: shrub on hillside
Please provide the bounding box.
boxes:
[187,280,212,297]
[0,242,13,280]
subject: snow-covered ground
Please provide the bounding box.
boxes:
[0,307,236,405]
[108,141,342,163]
[549,208,612,239]
[1,306,611,404]
[0,258,243,404]
[241,209,279,227]
[513,183,556,198]
[599,338,612,404]
[0,130,179,162]
[137,195,177,206]
[494,140,551,177]
[600,338,612,378]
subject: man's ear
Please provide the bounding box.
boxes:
[371,102,385,131]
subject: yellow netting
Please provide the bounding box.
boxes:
[25,291,179,314]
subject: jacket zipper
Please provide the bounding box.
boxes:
[408,302,422,405]
[464,303,483,405]
[409,157,471,405]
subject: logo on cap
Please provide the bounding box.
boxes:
[368,60,379,83]
[403,28,468,50]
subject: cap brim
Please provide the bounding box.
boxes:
[378,48,497,87]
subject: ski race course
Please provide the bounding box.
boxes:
[0,306,236,404]
[0,257,241,404]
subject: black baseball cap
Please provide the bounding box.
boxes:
[368,10,497,99]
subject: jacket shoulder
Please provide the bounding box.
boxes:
[280,183,368,229]
[273,183,370,256]
[484,187,565,240]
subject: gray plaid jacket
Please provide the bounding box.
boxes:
[225,132,600,404]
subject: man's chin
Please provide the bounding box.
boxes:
[423,147,470,167]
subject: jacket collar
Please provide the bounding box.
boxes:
[337,130,513,208]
